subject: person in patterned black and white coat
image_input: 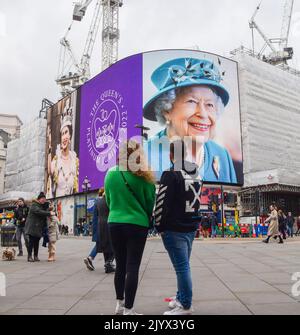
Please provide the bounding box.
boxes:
[155,140,202,316]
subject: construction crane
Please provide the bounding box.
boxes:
[279,0,294,50]
[56,0,123,97]
[249,0,294,66]
[102,0,123,70]
[73,0,93,21]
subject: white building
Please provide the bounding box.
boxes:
[0,114,23,139]
[233,50,300,215]
[0,117,47,208]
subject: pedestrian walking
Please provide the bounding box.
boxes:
[13,197,29,256]
[209,213,218,238]
[200,214,210,238]
[286,212,295,238]
[47,203,60,262]
[84,200,99,271]
[155,140,202,315]
[25,192,53,262]
[105,140,156,315]
[278,210,287,240]
[75,221,81,236]
[263,205,283,244]
[296,216,300,236]
[84,188,115,273]
[97,188,115,273]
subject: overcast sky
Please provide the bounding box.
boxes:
[0,0,299,124]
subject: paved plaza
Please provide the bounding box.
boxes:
[1,236,300,315]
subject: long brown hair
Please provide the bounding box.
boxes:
[118,140,155,184]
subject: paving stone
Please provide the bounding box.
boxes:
[236,291,296,305]
[247,302,300,315]
[16,296,81,310]
[6,308,66,315]
[192,300,252,315]
[1,236,300,315]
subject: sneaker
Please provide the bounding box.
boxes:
[163,305,194,315]
[84,257,95,271]
[34,256,40,262]
[115,300,125,315]
[17,251,23,257]
[104,262,116,273]
[27,256,34,262]
[168,296,180,309]
[123,308,143,315]
[105,264,116,274]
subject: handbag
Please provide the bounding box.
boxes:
[120,171,154,229]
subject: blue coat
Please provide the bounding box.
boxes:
[144,129,237,184]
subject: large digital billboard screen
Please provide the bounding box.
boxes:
[45,49,243,198]
[143,50,243,185]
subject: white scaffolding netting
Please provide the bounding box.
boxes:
[4,117,46,199]
[233,53,300,187]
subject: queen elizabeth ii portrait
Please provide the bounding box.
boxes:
[143,53,242,184]
[46,93,79,198]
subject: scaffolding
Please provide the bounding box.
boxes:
[239,184,300,216]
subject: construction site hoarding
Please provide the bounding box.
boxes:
[45,50,243,197]
[5,117,47,199]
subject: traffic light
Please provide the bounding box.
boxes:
[223,192,236,205]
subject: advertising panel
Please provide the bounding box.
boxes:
[45,50,243,198]
[45,91,80,199]
[143,50,243,185]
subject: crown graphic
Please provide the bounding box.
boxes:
[94,109,117,149]
[60,102,73,132]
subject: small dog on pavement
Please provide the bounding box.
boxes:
[2,248,16,261]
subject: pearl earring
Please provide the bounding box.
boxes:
[166,120,170,125]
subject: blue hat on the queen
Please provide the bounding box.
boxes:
[143,58,230,121]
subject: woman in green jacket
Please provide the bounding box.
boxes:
[105,140,156,315]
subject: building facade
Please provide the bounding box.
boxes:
[0,114,23,139]
[234,51,300,217]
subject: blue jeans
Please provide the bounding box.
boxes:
[211,225,217,237]
[287,226,293,237]
[161,230,195,309]
[89,243,97,259]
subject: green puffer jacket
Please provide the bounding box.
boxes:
[25,200,51,238]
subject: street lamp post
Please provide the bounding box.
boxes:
[221,185,225,238]
[81,176,91,228]
[134,124,150,140]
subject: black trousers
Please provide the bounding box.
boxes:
[109,224,148,309]
[28,235,41,257]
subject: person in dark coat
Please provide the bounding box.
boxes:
[96,188,115,273]
[296,216,300,236]
[13,197,29,257]
[278,210,287,240]
[286,212,295,238]
[84,188,115,273]
[25,192,53,262]
[200,214,210,238]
